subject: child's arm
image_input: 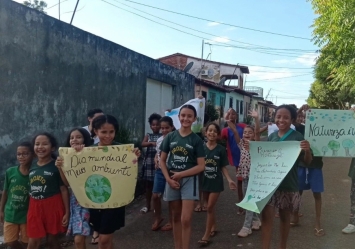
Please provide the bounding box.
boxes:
[221,167,237,190]
[141,135,155,148]
[55,157,70,187]
[301,140,313,165]
[227,121,241,144]
[60,185,70,227]
[249,110,261,141]
[171,157,205,180]
[154,153,159,169]
[0,191,8,223]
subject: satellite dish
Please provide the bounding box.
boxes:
[218,77,226,86]
[183,62,194,72]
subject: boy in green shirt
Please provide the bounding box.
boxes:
[0,142,33,249]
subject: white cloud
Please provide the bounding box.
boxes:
[207,22,220,27]
[248,66,293,81]
[211,36,230,43]
[295,53,318,66]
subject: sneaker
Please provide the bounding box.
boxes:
[342,224,355,234]
[238,227,252,238]
[252,221,261,231]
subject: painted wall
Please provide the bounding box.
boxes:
[225,92,245,122]
[0,0,195,176]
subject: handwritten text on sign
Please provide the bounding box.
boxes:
[305,109,355,157]
[237,141,301,213]
[58,145,138,209]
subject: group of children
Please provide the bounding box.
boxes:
[0,103,331,249]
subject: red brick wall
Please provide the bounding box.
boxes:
[159,55,188,70]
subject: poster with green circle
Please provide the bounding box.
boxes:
[85,174,112,203]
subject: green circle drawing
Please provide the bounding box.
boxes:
[85,174,112,203]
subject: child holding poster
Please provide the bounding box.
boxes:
[198,123,237,246]
[27,133,70,249]
[226,110,263,238]
[151,116,174,231]
[55,128,94,249]
[141,113,162,214]
[160,105,205,249]
[0,142,33,249]
[262,105,312,249]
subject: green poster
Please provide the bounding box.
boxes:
[237,141,301,214]
[305,109,355,157]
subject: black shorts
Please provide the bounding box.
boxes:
[89,207,125,234]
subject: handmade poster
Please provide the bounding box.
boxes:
[58,145,138,209]
[305,109,355,157]
[268,124,295,136]
[165,98,205,133]
[237,141,301,213]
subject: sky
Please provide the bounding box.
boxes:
[16,0,318,107]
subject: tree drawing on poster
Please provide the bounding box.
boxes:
[305,109,355,157]
[58,145,138,209]
[237,141,301,213]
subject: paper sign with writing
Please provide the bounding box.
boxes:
[237,141,301,213]
[165,98,205,133]
[305,109,355,157]
[58,145,137,209]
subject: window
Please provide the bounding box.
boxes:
[240,101,244,115]
[209,92,216,106]
[236,100,240,114]
[229,97,233,108]
[202,91,207,99]
[220,96,225,108]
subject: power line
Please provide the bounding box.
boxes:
[270,88,307,96]
[113,0,314,53]
[121,0,311,40]
[47,0,70,10]
[100,0,313,58]
[247,73,312,82]
[251,70,312,73]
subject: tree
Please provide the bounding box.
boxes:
[205,101,219,122]
[23,0,47,13]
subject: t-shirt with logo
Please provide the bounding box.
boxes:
[160,130,205,172]
[268,130,304,192]
[29,161,64,200]
[201,144,229,192]
[3,166,30,224]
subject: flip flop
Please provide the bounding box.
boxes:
[202,206,208,212]
[91,235,99,245]
[161,223,173,231]
[290,222,299,227]
[314,228,325,237]
[151,218,164,231]
[198,240,212,247]
[140,207,149,214]
[210,230,218,237]
[194,207,202,212]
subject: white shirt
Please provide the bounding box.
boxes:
[83,126,100,144]
[155,136,164,169]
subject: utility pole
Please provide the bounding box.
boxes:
[70,0,80,25]
[59,0,60,20]
[199,40,204,95]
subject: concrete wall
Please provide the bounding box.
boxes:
[0,0,195,176]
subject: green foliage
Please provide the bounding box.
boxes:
[115,125,131,144]
[205,101,219,122]
[23,0,47,13]
[244,115,253,125]
[308,0,355,108]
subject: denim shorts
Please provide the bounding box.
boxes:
[153,169,166,194]
[163,174,199,201]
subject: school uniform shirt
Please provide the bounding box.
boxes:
[221,123,246,166]
[3,166,30,224]
[201,144,229,192]
[268,130,304,192]
[83,126,100,144]
[160,130,205,172]
[29,161,64,200]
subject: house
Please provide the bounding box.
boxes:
[0,0,196,173]
[225,86,256,123]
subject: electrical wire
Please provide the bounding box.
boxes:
[247,73,312,82]
[270,88,308,96]
[121,0,311,40]
[47,0,70,9]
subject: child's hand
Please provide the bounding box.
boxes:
[71,144,84,152]
[224,110,231,121]
[0,211,4,223]
[55,157,64,168]
[243,139,250,151]
[226,120,237,131]
[228,180,237,190]
[168,179,180,189]
[62,213,69,227]
[300,140,311,151]
[170,171,183,182]
[150,142,157,147]
[249,109,259,119]
[133,148,141,157]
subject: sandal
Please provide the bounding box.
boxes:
[151,218,164,231]
[290,222,299,227]
[161,223,173,231]
[237,210,245,216]
[198,240,211,247]
[202,206,208,212]
[314,228,325,237]
[140,207,149,214]
[194,206,202,212]
[210,230,218,237]
[91,235,99,245]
